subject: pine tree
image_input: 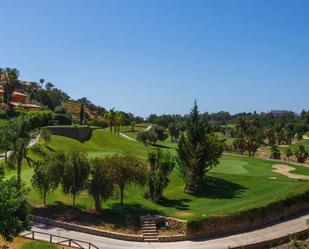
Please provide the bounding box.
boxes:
[80,102,85,125]
[177,101,223,193]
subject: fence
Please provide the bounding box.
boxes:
[21,230,99,249]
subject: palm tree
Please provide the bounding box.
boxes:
[9,119,32,182]
[103,108,116,133]
[0,68,19,111]
[115,112,126,136]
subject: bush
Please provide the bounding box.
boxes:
[271,145,281,159]
[53,113,72,125]
[295,145,308,163]
[88,118,108,128]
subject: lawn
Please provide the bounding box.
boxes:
[0,237,71,249]
[3,128,309,222]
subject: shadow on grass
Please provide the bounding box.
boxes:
[149,143,172,149]
[157,197,190,211]
[191,176,247,199]
[33,202,159,231]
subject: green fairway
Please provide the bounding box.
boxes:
[4,127,309,221]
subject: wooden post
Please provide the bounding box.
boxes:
[32,231,34,240]
[69,239,71,247]
[50,234,52,243]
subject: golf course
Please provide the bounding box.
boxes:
[5,127,309,222]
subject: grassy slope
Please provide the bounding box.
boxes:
[4,128,309,220]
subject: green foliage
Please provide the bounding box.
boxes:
[105,154,147,206]
[62,150,91,205]
[168,122,180,142]
[31,153,63,206]
[88,158,115,213]
[154,125,168,142]
[53,113,72,125]
[286,148,293,157]
[271,145,281,159]
[0,176,31,242]
[146,150,175,202]
[0,68,19,111]
[295,145,308,163]
[177,102,224,193]
[41,128,52,146]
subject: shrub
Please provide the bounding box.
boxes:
[271,145,281,159]
[53,113,72,125]
[295,145,308,163]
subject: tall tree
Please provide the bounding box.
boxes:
[103,108,116,133]
[62,150,90,205]
[177,102,224,193]
[80,101,85,125]
[0,68,19,112]
[106,154,147,206]
[88,158,114,213]
[31,152,63,206]
[115,111,126,136]
[8,118,32,182]
[168,122,180,142]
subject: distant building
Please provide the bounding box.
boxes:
[267,110,291,117]
[0,87,41,109]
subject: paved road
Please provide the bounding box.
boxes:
[22,211,309,249]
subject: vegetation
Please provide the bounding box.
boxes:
[88,158,114,213]
[177,102,224,193]
[106,154,147,206]
[146,150,175,202]
[61,151,90,205]
[0,175,31,242]
[295,145,308,163]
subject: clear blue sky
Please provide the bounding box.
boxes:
[0,0,308,117]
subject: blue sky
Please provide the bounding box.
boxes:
[0,0,308,117]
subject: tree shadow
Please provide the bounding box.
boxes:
[102,203,160,229]
[149,143,171,149]
[157,197,190,210]
[191,176,247,199]
[33,202,159,231]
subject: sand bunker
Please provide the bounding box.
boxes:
[272,164,309,180]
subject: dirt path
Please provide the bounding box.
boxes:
[272,164,309,180]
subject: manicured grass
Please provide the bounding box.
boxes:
[21,241,58,249]
[0,237,71,249]
[4,128,309,221]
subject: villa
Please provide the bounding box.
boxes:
[0,87,41,109]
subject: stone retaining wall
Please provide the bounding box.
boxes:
[187,197,309,239]
[48,126,93,142]
[33,216,144,242]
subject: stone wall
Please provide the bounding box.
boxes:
[48,126,93,142]
[33,216,144,242]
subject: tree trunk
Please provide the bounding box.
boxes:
[43,191,46,206]
[73,194,76,206]
[94,196,102,213]
[120,187,124,206]
[17,157,22,183]
[4,150,7,163]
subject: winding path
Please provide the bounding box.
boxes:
[22,211,309,249]
[119,125,153,142]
